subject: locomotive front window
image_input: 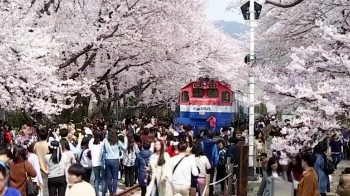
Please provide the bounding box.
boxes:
[208,89,219,98]
[222,91,230,102]
[193,89,204,98]
[181,91,189,102]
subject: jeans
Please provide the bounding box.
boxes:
[331,153,341,168]
[83,167,92,183]
[93,167,102,195]
[103,159,119,195]
[124,165,135,187]
[48,176,66,196]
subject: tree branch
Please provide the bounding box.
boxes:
[96,24,120,41]
[59,45,93,69]
[265,0,305,8]
[69,51,98,80]
[265,90,317,102]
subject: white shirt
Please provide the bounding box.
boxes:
[88,139,102,167]
[27,153,43,184]
[76,148,92,168]
[272,171,278,178]
[168,154,199,186]
[45,153,68,178]
[194,155,211,177]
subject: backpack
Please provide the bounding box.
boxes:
[324,159,335,175]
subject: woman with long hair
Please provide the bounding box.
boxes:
[101,129,127,196]
[192,143,211,196]
[184,134,194,154]
[123,140,138,187]
[146,140,172,196]
[9,145,37,196]
[89,131,103,196]
[286,155,303,196]
[76,137,92,182]
[45,140,67,196]
[60,137,76,195]
[254,131,266,177]
[24,140,43,188]
[257,157,287,196]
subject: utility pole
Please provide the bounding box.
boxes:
[241,0,262,181]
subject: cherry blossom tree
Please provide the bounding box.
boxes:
[0,0,248,119]
[256,0,350,125]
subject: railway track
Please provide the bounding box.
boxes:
[116,184,141,196]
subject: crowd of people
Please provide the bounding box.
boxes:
[254,116,350,196]
[0,115,349,196]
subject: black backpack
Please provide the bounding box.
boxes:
[324,159,335,175]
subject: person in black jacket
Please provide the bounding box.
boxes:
[226,137,239,166]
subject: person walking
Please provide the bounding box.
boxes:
[297,153,320,196]
[168,141,199,196]
[101,129,128,196]
[9,145,37,196]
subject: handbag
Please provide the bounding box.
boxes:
[24,162,39,196]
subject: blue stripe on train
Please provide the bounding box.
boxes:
[176,112,232,135]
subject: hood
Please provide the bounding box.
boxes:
[139,149,152,159]
[202,139,216,148]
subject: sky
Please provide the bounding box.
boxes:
[206,0,245,23]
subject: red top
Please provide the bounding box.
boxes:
[286,164,303,182]
[207,116,217,127]
[166,146,178,157]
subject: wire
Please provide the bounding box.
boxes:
[201,173,236,196]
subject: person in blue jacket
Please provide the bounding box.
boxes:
[136,141,152,196]
[200,131,219,196]
[0,165,20,196]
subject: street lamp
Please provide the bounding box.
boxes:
[240,1,262,20]
[241,0,262,181]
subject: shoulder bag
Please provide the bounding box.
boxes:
[173,155,188,174]
[101,140,107,169]
[24,162,39,196]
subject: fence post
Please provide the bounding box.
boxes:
[225,163,234,196]
[205,174,210,196]
[237,144,249,196]
[189,187,197,196]
[224,157,232,196]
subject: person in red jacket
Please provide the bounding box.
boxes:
[166,141,179,157]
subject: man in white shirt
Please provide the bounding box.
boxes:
[168,141,199,196]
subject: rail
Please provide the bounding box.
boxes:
[116,184,141,196]
[201,173,236,196]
